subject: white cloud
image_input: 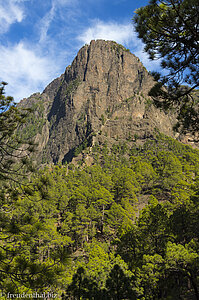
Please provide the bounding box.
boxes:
[0,0,25,34]
[39,4,56,43]
[38,0,78,43]
[0,42,62,101]
[77,20,137,45]
[0,0,78,101]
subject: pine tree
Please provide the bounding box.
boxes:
[133,0,199,132]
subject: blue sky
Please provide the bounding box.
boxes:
[0,0,159,101]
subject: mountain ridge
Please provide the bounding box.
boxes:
[18,40,198,165]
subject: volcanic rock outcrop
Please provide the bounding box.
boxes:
[19,40,192,165]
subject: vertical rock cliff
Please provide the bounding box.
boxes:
[19,40,184,165]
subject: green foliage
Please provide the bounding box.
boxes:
[17,100,45,140]
[74,140,89,157]
[1,117,199,297]
[66,267,99,299]
[133,0,199,132]
[111,41,131,55]
[65,79,80,98]
[100,114,105,125]
[145,98,153,109]
[0,85,68,296]
[0,82,34,183]
[118,197,199,299]
[105,264,136,300]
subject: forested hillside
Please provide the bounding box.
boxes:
[1,0,198,296]
[1,133,199,299]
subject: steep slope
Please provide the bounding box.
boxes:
[18,40,189,165]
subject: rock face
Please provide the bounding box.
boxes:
[19,40,191,165]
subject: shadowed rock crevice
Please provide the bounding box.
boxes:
[83,47,90,82]
[48,86,66,124]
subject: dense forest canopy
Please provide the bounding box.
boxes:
[1,125,199,298]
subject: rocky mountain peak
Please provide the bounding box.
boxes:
[68,40,147,84]
[19,40,195,165]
